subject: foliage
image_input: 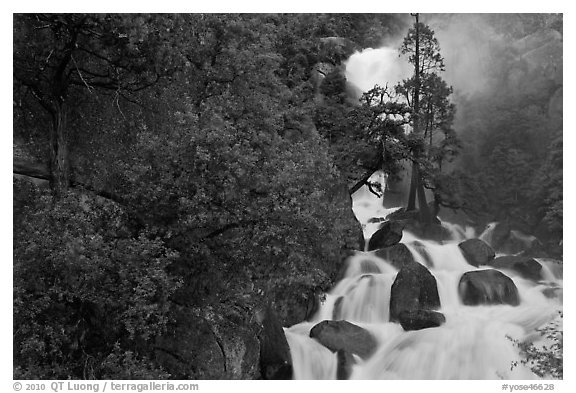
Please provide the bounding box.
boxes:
[511,312,563,379]
[13,12,562,380]
[533,136,562,236]
[13,186,180,379]
[14,13,371,378]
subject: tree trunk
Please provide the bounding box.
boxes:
[407,164,418,210]
[407,14,423,213]
[416,170,432,224]
[50,103,69,196]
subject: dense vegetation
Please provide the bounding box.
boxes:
[13,13,562,379]
[13,13,407,379]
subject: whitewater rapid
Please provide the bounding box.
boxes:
[284,175,562,380]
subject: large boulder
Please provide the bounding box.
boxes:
[257,306,293,380]
[367,221,404,250]
[155,305,260,379]
[309,320,377,359]
[398,310,446,331]
[458,239,495,267]
[458,270,520,306]
[374,243,415,270]
[488,256,543,281]
[389,262,441,323]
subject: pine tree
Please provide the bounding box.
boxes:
[397,13,456,223]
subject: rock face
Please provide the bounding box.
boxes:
[155,305,260,379]
[258,306,293,380]
[374,243,415,270]
[458,270,520,306]
[458,239,495,267]
[398,310,446,331]
[272,288,319,328]
[309,320,377,359]
[389,262,441,323]
[488,256,543,281]
[367,221,404,250]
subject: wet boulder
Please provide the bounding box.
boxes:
[458,239,495,267]
[389,262,441,322]
[309,320,377,359]
[488,255,543,281]
[368,221,404,250]
[398,310,446,331]
[458,269,520,306]
[374,243,415,270]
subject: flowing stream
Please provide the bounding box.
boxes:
[284,178,562,379]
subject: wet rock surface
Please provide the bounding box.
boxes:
[458,269,520,306]
[309,320,377,359]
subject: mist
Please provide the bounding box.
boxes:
[345,14,562,101]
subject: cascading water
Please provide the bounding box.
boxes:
[285,175,562,379]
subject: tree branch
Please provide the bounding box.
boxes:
[14,156,125,205]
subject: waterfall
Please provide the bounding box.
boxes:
[285,180,562,379]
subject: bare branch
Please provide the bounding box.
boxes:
[71,55,94,94]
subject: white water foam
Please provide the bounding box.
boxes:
[285,180,562,379]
